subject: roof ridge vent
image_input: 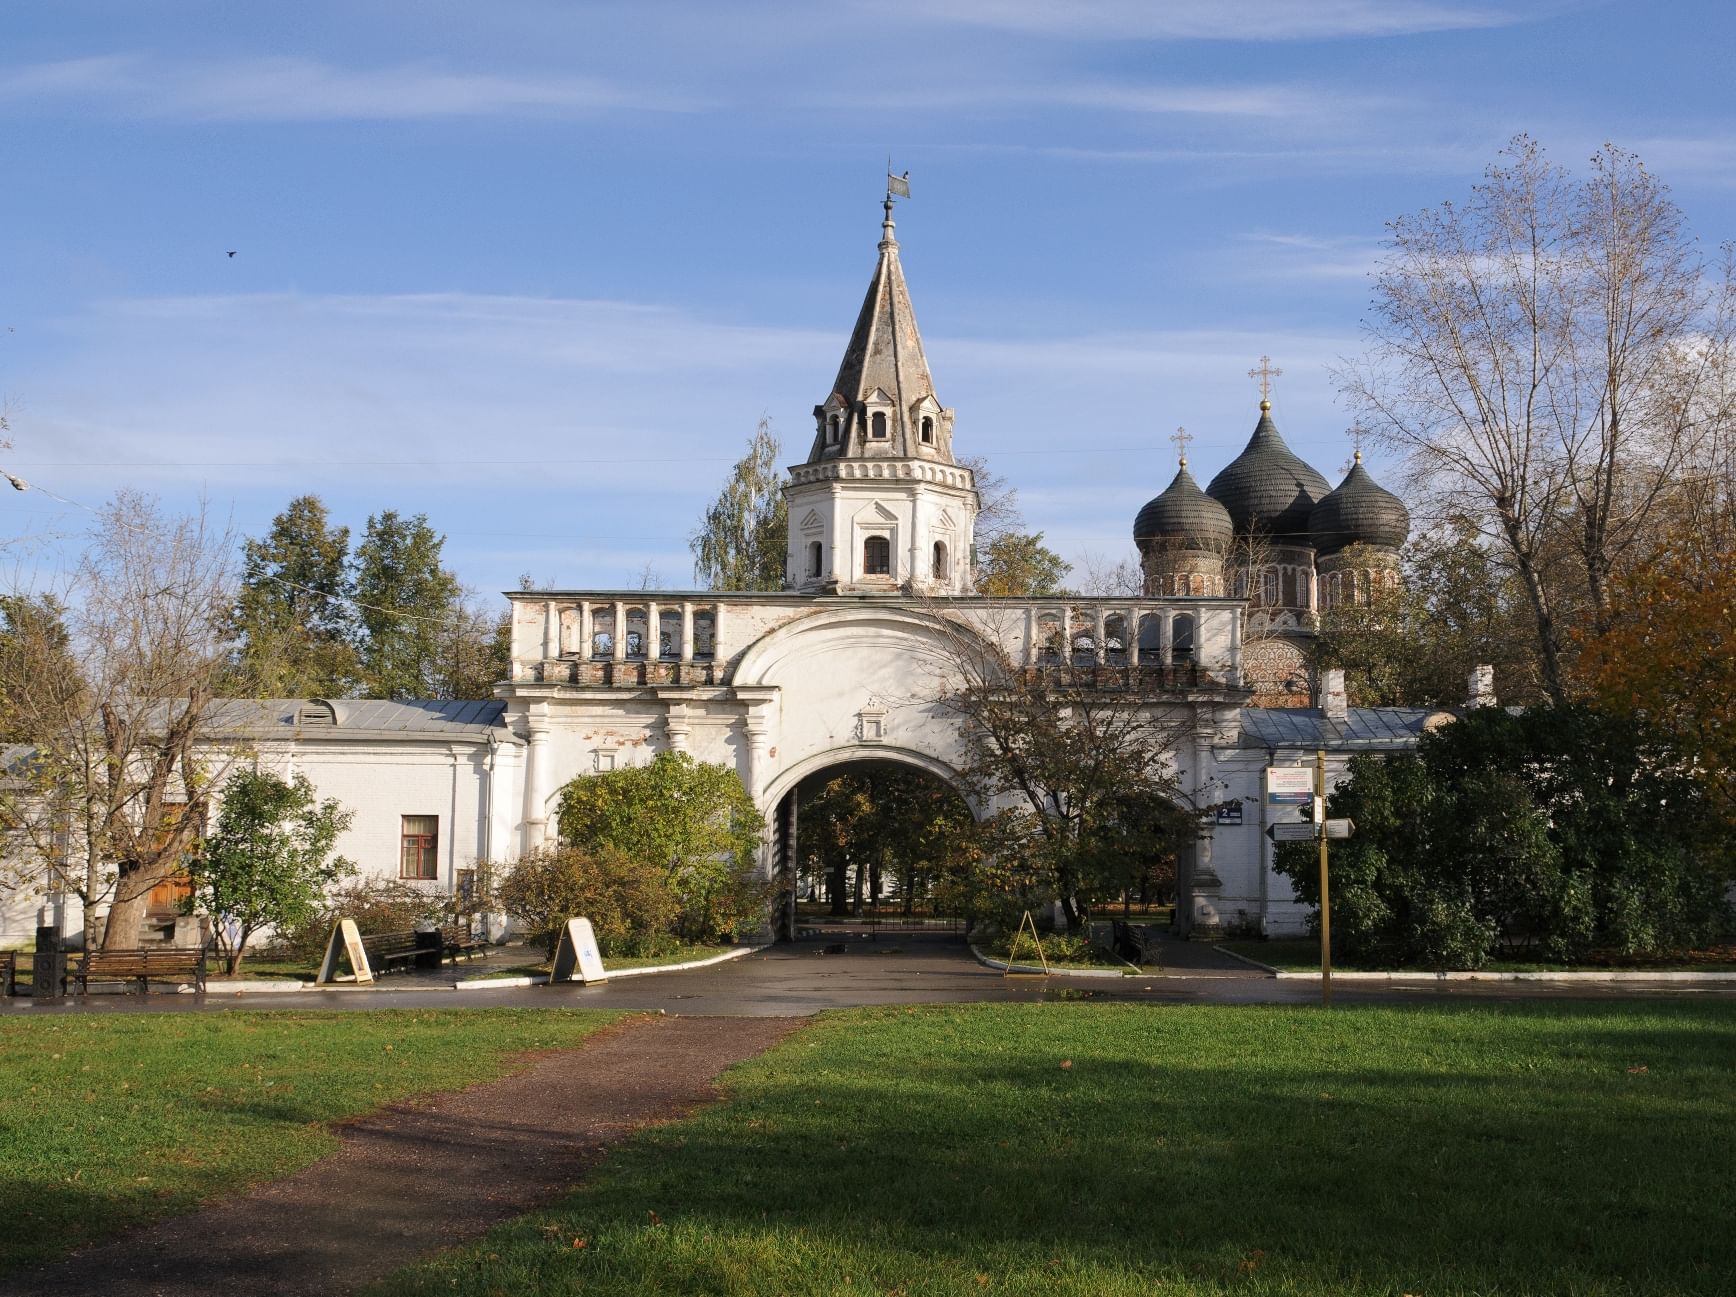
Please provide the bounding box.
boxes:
[296,698,341,727]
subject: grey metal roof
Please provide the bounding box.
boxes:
[1133,463,1234,551]
[1310,456,1411,555]
[206,698,510,740]
[1237,705,1439,751]
[1205,403,1332,542]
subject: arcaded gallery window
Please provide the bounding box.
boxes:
[864,535,891,575]
[400,815,438,880]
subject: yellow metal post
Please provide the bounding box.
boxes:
[1317,747,1331,1007]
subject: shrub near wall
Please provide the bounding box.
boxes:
[1276,704,1731,968]
[555,751,768,943]
[495,845,679,958]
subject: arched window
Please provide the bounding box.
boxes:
[871,411,888,439]
[1137,612,1163,659]
[932,541,948,579]
[863,535,891,576]
[1104,614,1128,664]
[1262,568,1279,607]
[807,540,823,578]
[827,414,841,445]
[691,609,716,659]
[624,607,649,660]
[920,416,934,444]
[1037,613,1064,664]
[1171,613,1196,663]
[658,609,681,660]
[590,608,615,659]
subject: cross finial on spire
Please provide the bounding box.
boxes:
[1348,421,1365,463]
[1171,425,1193,467]
[1248,354,1282,409]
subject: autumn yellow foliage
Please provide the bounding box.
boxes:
[1580,542,1736,816]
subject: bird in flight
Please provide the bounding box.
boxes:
[226,250,237,258]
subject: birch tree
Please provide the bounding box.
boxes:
[690,418,787,591]
[0,493,241,948]
[1344,137,1734,700]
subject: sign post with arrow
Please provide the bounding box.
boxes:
[1266,754,1354,1005]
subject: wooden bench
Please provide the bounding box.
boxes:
[359,931,427,975]
[67,947,207,995]
[441,926,486,962]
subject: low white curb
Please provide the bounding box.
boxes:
[1272,968,1736,983]
[455,942,768,990]
[1212,947,1282,974]
[967,942,1135,979]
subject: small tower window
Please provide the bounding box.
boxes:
[932,541,948,579]
[827,414,841,445]
[807,540,823,579]
[863,535,891,576]
[920,416,934,444]
[871,411,888,439]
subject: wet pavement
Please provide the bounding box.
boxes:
[7,931,1731,1017]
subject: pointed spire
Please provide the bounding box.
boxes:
[808,197,949,465]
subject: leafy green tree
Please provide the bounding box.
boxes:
[494,843,679,958]
[0,594,75,742]
[229,495,358,697]
[799,766,975,917]
[1314,530,1550,707]
[556,752,766,941]
[973,531,1070,596]
[185,769,355,975]
[690,418,788,591]
[352,510,462,699]
[1277,705,1729,967]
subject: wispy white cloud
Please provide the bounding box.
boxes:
[7,290,1363,588]
[888,0,1520,41]
[1227,232,1386,282]
[1619,134,1736,187]
[0,54,705,120]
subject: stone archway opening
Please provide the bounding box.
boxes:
[771,755,976,943]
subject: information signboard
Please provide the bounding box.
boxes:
[1265,767,1314,807]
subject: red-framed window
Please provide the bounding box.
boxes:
[400,815,439,880]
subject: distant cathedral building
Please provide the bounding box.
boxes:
[1134,391,1410,705]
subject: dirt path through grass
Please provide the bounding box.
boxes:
[2,1014,803,1297]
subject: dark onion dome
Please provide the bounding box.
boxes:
[1309,452,1412,555]
[1133,461,1234,554]
[1205,400,1332,542]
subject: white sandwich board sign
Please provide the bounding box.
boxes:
[550,917,609,985]
[316,918,373,985]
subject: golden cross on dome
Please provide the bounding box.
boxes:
[1248,355,1282,405]
[1171,425,1193,466]
[1348,421,1365,463]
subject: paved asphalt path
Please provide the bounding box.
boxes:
[8,932,1729,1016]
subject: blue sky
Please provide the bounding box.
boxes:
[4,0,1734,596]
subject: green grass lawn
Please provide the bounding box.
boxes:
[373,1000,1735,1297]
[0,1008,619,1273]
[1219,938,1736,974]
